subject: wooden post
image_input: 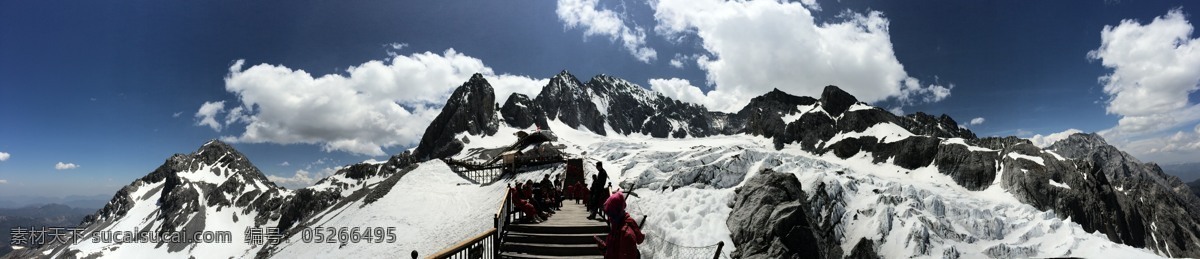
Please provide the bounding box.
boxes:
[493,213,500,258]
[713,241,724,259]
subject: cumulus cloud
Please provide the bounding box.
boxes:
[195,101,225,131]
[647,0,950,112]
[1090,9,1200,137]
[1088,9,1200,163]
[204,49,545,156]
[556,0,657,63]
[0,152,9,162]
[279,161,290,166]
[267,167,337,189]
[1028,129,1083,148]
[648,78,740,111]
[55,162,79,170]
[969,117,985,126]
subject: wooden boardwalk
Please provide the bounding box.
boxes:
[500,202,608,258]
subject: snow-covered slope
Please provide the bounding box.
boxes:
[542,118,1166,258]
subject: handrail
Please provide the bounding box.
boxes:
[426,228,497,259]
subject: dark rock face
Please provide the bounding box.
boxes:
[897,112,977,139]
[737,88,819,138]
[499,93,547,129]
[414,73,500,160]
[521,73,722,138]
[932,143,999,191]
[871,136,941,169]
[836,108,898,134]
[534,71,607,134]
[727,169,842,259]
[846,238,881,259]
[819,85,857,117]
[1024,133,1200,257]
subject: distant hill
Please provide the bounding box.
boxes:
[1161,162,1200,182]
[1190,179,1200,198]
[0,194,109,210]
[0,204,94,257]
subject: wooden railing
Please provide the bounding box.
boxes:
[426,228,497,259]
[442,159,506,183]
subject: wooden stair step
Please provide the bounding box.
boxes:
[501,242,602,257]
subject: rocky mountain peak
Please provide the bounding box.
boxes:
[1056,132,1109,148]
[195,139,250,166]
[819,85,858,117]
[549,70,584,87]
[414,73,500,160]
[467,72,487,84]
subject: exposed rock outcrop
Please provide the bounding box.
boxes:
[727,169,842,259]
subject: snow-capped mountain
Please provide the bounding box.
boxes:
[11,71,1200,258]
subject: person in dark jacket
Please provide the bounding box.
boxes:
[588,162,609,220]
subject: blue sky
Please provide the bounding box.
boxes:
[2,0,1199,198]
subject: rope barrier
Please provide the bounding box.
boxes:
[641,236,729,259]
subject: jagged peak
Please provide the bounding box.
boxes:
[551,70,580,82]
[197,139,239,158]
[1059,132,1109,146]
[760,88,799,100]
[467,73,487,83]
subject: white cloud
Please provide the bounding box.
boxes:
[488,75,550,102]
[669,58,684,69]
[205,49,546,156]
[1090,9,1200,137]
[1015,129,1034,137]
[267,167,337,189]
[647,0,950,112]
[0,152,9,162]
[1113,126,1200,163]
[172,111,183,118]
[1087,9,1200,164]
[385,42,409,57]
[556,0,657,63]
[279,161,290,166]
[969,117,985,126]
[387,42,408,50]
[195,101,225,131]
[1027,128,1083,148]
[55,162,79,170]
[0,179,7,184]
[648,78,739,111]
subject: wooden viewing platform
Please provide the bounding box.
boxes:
[500,202,607,258]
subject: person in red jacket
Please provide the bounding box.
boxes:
[511,183,545,223]
[565,183,576,200]
[574,181,587,204]
[595,190,644,259]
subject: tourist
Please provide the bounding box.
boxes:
[596,190,643,258]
